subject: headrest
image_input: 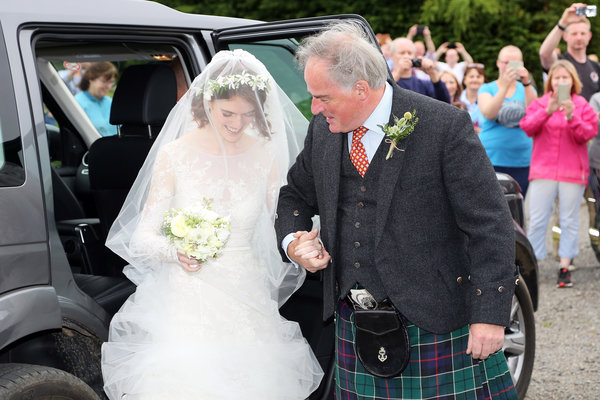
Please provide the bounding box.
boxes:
[110,64,177,128]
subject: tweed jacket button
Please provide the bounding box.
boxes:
[354,241,360,248]
[457,276,463,284]
[360,186,367,192]
[357,202,364,208]
[293,210,299,216]
[475,289,482,296]
[274,213,278,220]
[498,286,505,293]
[354,262,360,269]
[515,278,520,286]
[354,222,361,228]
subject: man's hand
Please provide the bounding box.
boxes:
[515,65,530,84]
[407,24,418,40]
[559,3,588,27]
[497,65,518,92]
[423,26,431,38]
[287,228,331,273]
[466,323,505,360]
[420,58,440,82]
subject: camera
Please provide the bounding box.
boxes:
[576,5,597,17]
[447,42,457,49]
[411,58,422,68]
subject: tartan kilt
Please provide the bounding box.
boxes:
[335,299,518,400]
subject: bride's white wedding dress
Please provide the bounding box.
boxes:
[101,137,323,399]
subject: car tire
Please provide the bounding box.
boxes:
[0,363,99,400]
[503,277,535,399]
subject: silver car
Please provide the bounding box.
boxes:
[0,1,538,398]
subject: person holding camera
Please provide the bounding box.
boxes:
[435,41,474,82]
[390,37,450,103]
[539,3,600,101]
[477,45,537,196]
[406,24,436,61]
[406,25,437,81]
[520,59,597,288]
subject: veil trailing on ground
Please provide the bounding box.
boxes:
[105,49,309,305]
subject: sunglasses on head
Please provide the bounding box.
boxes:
[467,63,485,69]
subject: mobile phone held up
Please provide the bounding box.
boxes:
[508,61,524,80]
[416,25,425,36]
[558,83,570,103]
[576,5,597,17]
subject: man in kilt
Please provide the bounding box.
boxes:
[276,21,519,399]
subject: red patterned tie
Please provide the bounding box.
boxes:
[350,126,370,177]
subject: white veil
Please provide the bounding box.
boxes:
[105,49,309,306]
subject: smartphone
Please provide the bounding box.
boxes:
[576,5,597,17]
[508,61,523,71]
[558,83,570,103]
[507,61,524,80]
[416,25,425,36]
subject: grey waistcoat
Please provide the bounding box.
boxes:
[336,136,388,302]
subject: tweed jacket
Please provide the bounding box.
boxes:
[276,83,517,334]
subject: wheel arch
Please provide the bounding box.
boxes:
[514,223,539,311]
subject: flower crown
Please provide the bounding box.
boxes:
[199,71,269,101]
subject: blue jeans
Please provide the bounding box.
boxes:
[527,179,585,260]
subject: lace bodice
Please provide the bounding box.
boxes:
[130,135,279,263]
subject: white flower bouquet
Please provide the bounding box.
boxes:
[162,199,231,263]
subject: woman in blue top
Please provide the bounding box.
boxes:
[478,45,537,196]
[75,61,118,137]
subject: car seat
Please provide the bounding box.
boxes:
[86,63,177,276]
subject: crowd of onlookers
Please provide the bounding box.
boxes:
[378,3,600,289]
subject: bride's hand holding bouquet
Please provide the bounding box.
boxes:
[162,199,231,272]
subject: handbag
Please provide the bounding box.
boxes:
[352,307,411,378]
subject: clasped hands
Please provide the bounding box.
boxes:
[287,228,331,273]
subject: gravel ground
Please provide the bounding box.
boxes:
[523,198,600,400]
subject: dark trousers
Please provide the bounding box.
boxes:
[494,165,530,198]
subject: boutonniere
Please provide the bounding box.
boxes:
[378,111,419,160]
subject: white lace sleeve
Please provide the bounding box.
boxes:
[129,147,178,263]
[266,141,283,215]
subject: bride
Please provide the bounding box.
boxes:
[101,49,324,399]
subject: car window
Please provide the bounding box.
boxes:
[0,27,25,187]
[37,39,186,168]
[230,39,312,120]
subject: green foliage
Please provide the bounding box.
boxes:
[152,0,600,87]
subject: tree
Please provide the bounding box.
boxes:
[153,0,600,88]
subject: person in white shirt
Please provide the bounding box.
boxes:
[435,42,474,82]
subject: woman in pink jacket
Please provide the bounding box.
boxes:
[520,59,597,288]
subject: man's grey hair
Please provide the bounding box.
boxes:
[389,37,416,56]
[296,21,389,91]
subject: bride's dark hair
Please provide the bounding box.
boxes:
[191,68,271,138]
